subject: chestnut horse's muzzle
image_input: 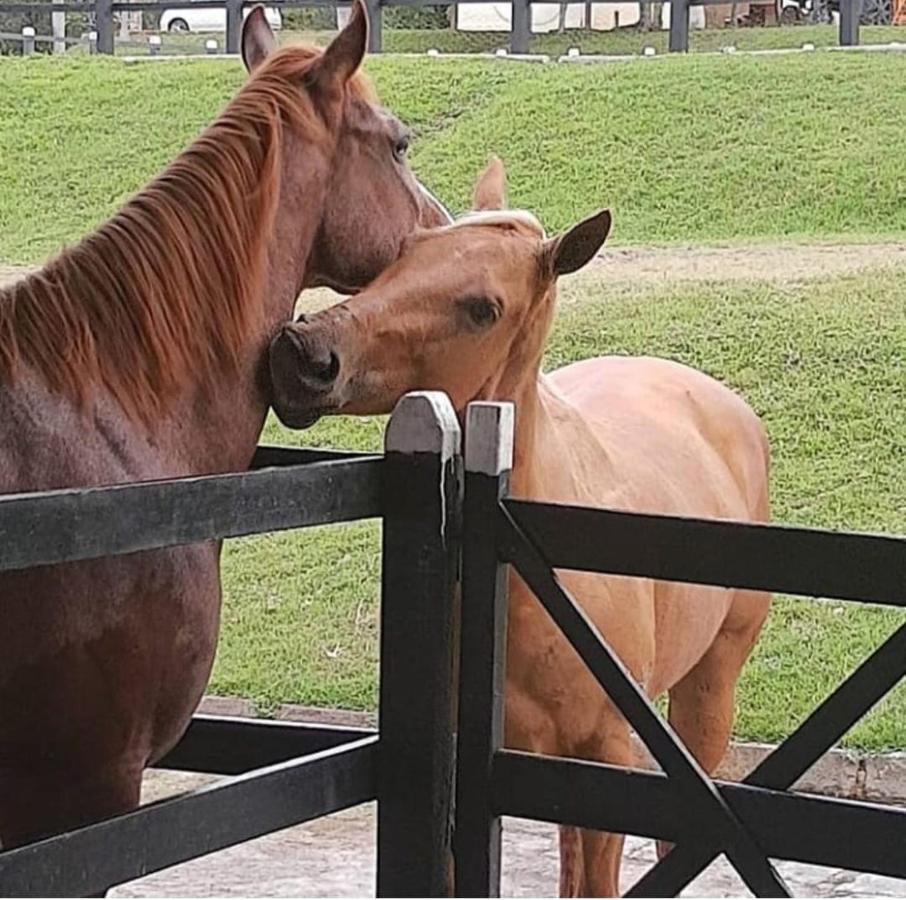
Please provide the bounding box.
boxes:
[268,322,339,429]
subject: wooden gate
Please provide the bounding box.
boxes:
[454,400,906,898]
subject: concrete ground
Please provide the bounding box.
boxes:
[108,769,906,899]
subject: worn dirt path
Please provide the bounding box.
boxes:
[4,241,906,298]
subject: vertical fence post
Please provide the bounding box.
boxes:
[839,0,861,44]
[95,0,114,54]
[21,26,35,55]
[225,0,242,55]
[365,0,382,53]
[378,391,462,898]
[668,0,689,51]
[510,0,530,54]
[454,402,514,898]
[52,0,66,54]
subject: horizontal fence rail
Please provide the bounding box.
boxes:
[157,713,375,773]
[503,498,906,606]
[0,0,870,56]
[0,737,378,897]
[0,453,382,572]
[493,751,906,880]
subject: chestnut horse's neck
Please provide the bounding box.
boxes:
[0,107,332,477]
[178,144,331,475]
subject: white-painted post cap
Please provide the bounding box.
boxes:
[205,38,218,51]
[385,391,461,461]
[465,402,514,476]
[22,25,36,35]
[802,42,816,50]
[426,47,439,56]
[149,34,162,44]
[495,47,508,56]
[642,45,656,56]
[567,46,580,56]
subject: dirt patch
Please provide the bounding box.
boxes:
[587,241,906,287]
[5,242,906,301]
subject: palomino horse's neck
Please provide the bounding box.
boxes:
[507,374,611,502]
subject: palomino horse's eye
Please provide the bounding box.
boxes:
[392,135,410,163]
[463,297,501,329]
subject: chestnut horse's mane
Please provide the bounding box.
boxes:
[0,47,372,424]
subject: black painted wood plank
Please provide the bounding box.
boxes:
[0,738,377,898]
[505,499,906,606]
[0,457,383,573]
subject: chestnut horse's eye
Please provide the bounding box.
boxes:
[463,297,501,329]
[392,135,410,163]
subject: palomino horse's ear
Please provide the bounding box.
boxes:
[545,210,612,277]
[241,6,277,73]
[315,0,369,89]
[473,156,507,211]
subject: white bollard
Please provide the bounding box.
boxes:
[426,47,439,56]
[567,46,580,57]
[802,42,816,51]
[642,45,656,56]
[205,38,218,54]
[21,25,36,56]
[149,33,161,55]
[495,47,507,56]
[88,29,98,54]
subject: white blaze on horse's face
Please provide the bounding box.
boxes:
[268,205,611,430]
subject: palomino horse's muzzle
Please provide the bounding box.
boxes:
[268,320,339,429]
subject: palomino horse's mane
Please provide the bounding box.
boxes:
[0,48,373,424]
[450,210,546,237]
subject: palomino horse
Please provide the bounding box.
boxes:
[268,160,772,896]
[0,4,448,850]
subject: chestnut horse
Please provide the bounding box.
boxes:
[268,161,772,896]
[0,4,448,851]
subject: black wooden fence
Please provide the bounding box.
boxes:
[455,399,906,897]
[0,391,463,898]
[1,390,905,896]
[0,0,872,57]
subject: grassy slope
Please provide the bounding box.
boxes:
[2,52,906,746]
[4,50,906,262]
[218,268,906,748]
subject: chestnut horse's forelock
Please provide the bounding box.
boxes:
[0,45,374,425]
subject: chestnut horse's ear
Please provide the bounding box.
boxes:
[314,0,369,89]
[241,6,277,73]
[544,210,612,277]
[473,156,507,211]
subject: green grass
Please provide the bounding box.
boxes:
[214,267,906,749]
[4,49,906,262]
[4,50,906,747]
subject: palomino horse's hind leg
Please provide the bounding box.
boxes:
[559,723,635,898]
[656,588,772,861]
